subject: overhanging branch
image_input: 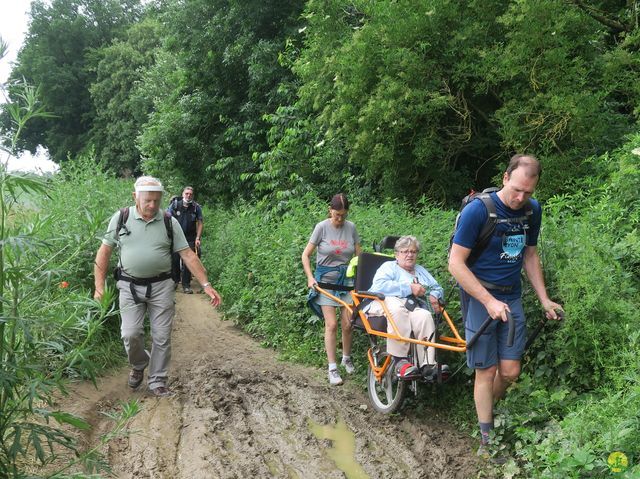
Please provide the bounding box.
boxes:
[567,0,632,33]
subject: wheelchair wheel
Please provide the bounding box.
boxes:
[367,352,407,414]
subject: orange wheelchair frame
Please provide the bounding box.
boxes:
[315,284,467,375]
[312,246,511,414]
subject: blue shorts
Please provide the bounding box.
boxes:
[462,290,527,369]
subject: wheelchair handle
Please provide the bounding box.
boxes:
[525,309,564,351]
[466,316,493,350]
[466,310,515,350]
[506,310,515,348]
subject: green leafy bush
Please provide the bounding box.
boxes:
[204,138,639,475]
[0,146,132,475]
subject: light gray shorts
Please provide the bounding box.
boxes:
[315,289,353,307]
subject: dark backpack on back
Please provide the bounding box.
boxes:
[168,196,181,212]
[450,187,533,266]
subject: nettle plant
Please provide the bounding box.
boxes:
[0,39,137,477]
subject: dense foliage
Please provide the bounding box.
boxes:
[4,0,142,165]
[3,0,639,205]
[203,136,639,476]
[0,152,137,475]
[1,0,640,476]
[138,0,305,200]
[1,41,139,474]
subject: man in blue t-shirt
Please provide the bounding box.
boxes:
[167,186,204,293]
[449,154,563,451]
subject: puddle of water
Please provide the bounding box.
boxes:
[309,418,370,479]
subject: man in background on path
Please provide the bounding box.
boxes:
[94,176,221,397]
[168,186,204,294]
[448,155,562,452]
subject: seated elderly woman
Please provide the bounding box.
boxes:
[367,235,445,380]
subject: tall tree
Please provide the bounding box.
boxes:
[5,0,142,164]
[89,17,163,176]
[267,0,640,204]
[482,0,640,198]
[138,0,305,203]
[268,0,511,203]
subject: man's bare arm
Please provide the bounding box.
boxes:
[94,244,113,300]
[448,243,510,321]
[178,247,221,307]
[523,246,563,319]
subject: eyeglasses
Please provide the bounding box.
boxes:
[398,249,418,256]
[331,211,348,219]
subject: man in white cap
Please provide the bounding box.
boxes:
[93,176,221,397]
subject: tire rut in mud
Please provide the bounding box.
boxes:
[72,293,484,478]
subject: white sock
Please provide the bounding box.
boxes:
[328,363,337,371]
[342,355,351,362]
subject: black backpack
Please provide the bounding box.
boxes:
[168,196,181,211]
[168,196,201,216]
[450,187,533,266]
[116,207,174,253]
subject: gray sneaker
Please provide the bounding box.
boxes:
[328,368,343,386]
[477,443,508,465]
[128,369,144,389]
[150,386,175,398]
[341,357,356,374]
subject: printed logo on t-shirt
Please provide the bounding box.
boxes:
[331,239,348,255]
[500,227,525,263]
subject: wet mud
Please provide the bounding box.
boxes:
[52,293,485,478]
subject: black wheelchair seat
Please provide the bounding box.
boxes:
[352,251,395,332]
[354,252,394,293]
[353,314,387,332]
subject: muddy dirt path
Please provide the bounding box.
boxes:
[60,293,485,478]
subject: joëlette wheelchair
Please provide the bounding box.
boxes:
[313,236,514,414]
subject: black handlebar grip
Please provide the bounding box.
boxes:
[466,316,494,350]
[506,310,515,348]
[525,318,546,351]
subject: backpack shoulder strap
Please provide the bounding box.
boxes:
[522,199,535,228]
[164,211,174,252]
[524,199,533,217]
[476,194,498,247]
[465,193,498,266]
[116,207,130,237]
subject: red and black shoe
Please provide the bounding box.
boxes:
[395,359,421,381]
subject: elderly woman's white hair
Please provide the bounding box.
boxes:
[134,176,164,194]
[394,235,421,253]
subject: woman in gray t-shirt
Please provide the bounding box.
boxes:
[302,194,361,386]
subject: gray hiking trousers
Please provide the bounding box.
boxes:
[117,278,175,389]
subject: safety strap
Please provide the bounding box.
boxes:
[115,269,172,304]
